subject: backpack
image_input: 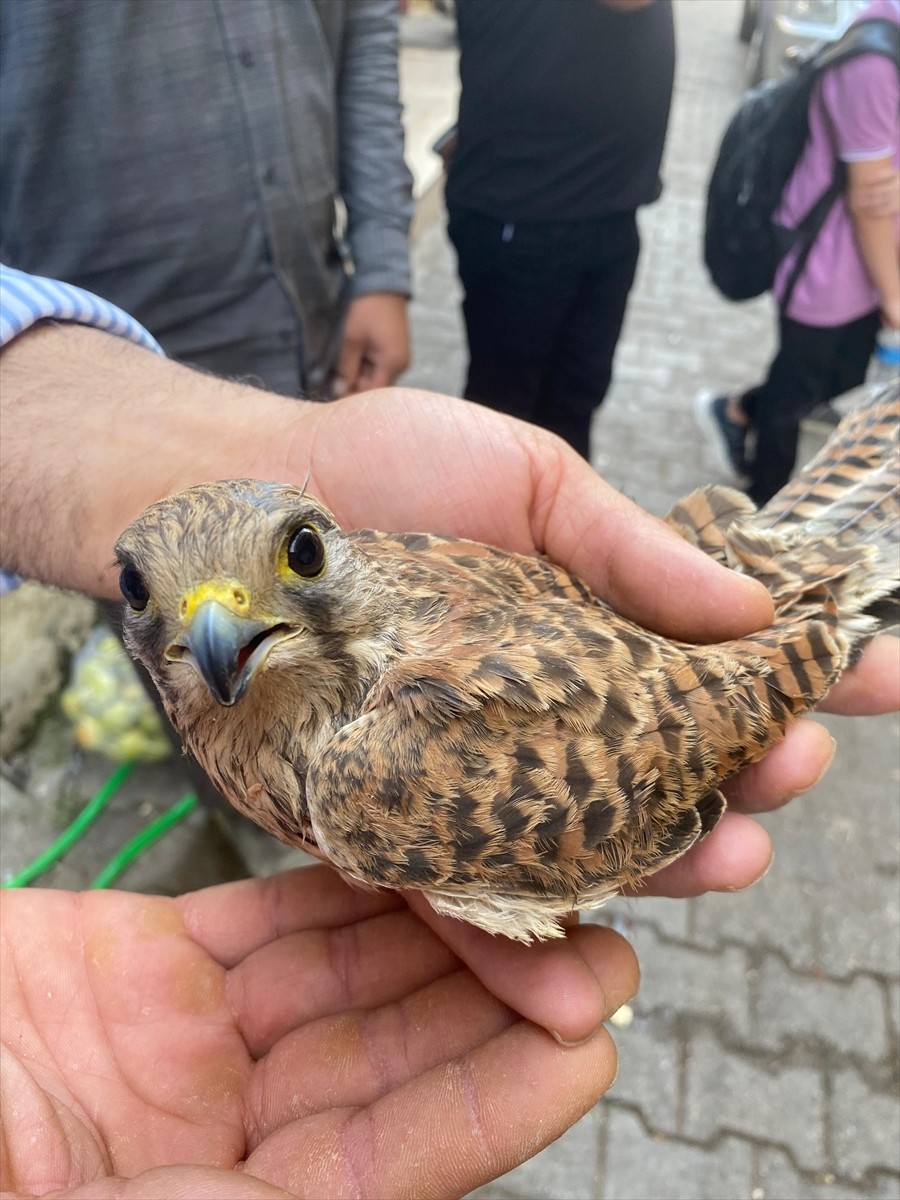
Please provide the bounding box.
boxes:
[704,17,900,305]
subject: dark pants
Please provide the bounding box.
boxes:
[447,206,641,459]
[742,308,880,506]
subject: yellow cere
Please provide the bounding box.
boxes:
[179,580,252,623]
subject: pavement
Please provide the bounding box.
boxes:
[1,2,898,1198]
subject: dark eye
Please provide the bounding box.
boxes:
[119,564,150,611]
[287,525,326,578]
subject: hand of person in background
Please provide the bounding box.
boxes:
[331,291,411,396]
[0,868,637,1199]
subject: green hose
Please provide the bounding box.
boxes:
[2,761,135,888]
[90,794,198,889]
[3,762,199,891]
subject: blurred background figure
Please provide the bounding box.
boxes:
[740,0,874,87]
[0,0,414,399]
[444,0,675,459]
[696,0,900,505]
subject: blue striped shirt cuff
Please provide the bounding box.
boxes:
[0,264,162,355]
[1,266,163,592]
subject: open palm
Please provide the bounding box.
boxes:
[0,866,637,1200]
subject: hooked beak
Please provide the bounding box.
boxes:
[167,597,294,707]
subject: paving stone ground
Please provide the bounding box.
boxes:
[1,3,897,1198]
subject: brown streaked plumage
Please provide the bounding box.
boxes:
[116,384,899,941]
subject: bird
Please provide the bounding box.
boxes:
[116,384,899,942]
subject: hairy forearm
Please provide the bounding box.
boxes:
[850,210,900,321]
[0,323,312,599]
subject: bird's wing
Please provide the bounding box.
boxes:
[665,484,756,563]
[305,602,726,904]
[351,528,598,603]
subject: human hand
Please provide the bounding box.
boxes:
[331,292,410,396]
[0,868,637,1199]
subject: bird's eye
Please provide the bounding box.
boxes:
[286,525,326,578]
[119,564,150,612]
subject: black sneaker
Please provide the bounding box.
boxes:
[693,389,748,480]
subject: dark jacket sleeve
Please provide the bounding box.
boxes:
[337,0,415,299]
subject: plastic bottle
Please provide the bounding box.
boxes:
[868,326,900,385]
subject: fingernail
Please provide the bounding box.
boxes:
[331,377,348,399]
[720,846,775,892]
[550,1022,604,1048]
[548,977,640,1046]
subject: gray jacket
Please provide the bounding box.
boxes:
[0,0,414,395]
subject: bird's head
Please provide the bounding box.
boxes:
[115,480,392,713]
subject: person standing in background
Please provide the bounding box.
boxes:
[445,0,675,460]
[696,0,900,506]
[0,0,414,400]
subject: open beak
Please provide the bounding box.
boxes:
[167,596,294,707]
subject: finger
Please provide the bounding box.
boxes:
[358,357,397,391]
[723,718,835,813]
[859,178,900,216]
[406,898,639,1044]
[522,428,775,642]
[228,908,459,1057]
[333,336,364,399]
[245,1018,620,1200]
[178,866,402,967]
[627,811,773,898]
[52,1166,293,1199]
[868,197,900,218]
[248,926,636,1140]
[247,969,513,1141]
[249,926,635,1136]
[818,634,900,715]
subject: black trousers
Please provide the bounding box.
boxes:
[447,206,641,459]
[742,308,880,506]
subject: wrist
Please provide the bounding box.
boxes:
[348,290,408,309]
[0,323,315,598]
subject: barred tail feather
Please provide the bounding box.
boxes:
[757,381,899,540]
[665,486,756,564]
[668,382,899,635]
[743,382,899,627]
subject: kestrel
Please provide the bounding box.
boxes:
[117,385,899,941]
